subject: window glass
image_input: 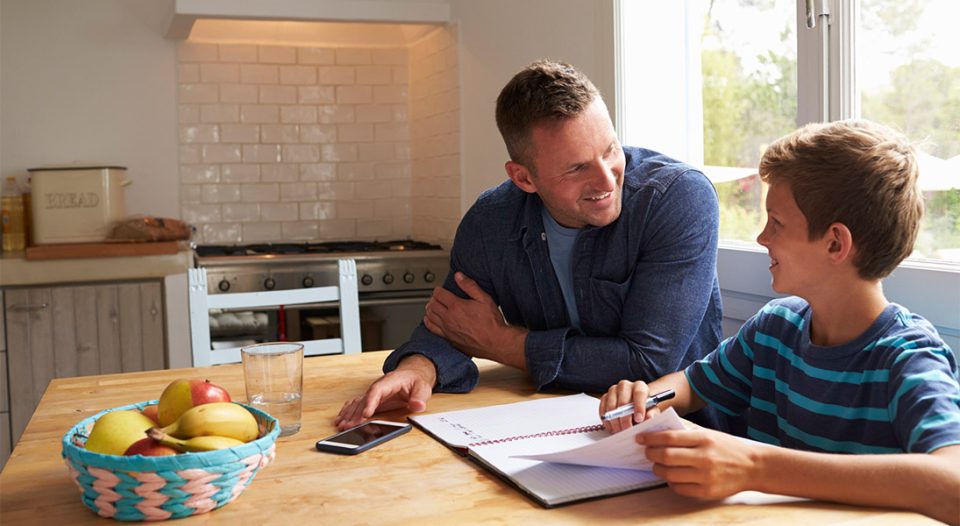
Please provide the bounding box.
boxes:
[859,0,960,262]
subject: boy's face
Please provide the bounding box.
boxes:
[756,182,832,296]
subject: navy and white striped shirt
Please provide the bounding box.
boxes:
[685,297,960,454]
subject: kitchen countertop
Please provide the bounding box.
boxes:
[0,246,193,287]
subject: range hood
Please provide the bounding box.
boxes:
[166,0,451,41]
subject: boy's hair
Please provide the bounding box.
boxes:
[759,119,923,280]
[495,59,600,170]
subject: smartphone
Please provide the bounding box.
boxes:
[315,420,412,455]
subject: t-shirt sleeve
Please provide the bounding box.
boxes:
[684,315,760,417]
[887,343,960,453]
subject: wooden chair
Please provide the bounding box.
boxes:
[188,259,361,366]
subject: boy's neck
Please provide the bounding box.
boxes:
[807,279,889,347]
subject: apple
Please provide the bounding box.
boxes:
[157,379,232,427]
[124,437,179,457]
[84,410,156,456]
[141,404,160,425]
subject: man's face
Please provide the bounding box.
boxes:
[513,98,626,229]
[756,182,830,296]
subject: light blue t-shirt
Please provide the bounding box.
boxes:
[541,207,581,328]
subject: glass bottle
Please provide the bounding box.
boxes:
[1,176,26,252]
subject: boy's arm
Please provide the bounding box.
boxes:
[640,430,960,525]
[599,371,706,433]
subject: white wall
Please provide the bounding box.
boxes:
[0,0,181,218]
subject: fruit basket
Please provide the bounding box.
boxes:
[61,400,280,521]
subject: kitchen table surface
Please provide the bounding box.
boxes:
[0,351,940,525]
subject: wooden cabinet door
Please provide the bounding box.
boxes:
[4,281,166,445]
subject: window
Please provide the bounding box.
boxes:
[617,0,960,262]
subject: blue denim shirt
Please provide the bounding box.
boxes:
[385,147,723,403]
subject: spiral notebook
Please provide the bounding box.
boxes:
[409,393,685,507]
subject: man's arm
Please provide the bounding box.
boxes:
[641,430,960,525]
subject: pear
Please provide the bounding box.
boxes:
[157,378,232,427]
[84,410,156,456]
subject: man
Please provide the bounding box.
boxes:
[336,59,724,430]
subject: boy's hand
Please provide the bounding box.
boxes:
[600,379,661,433]
[638,428,761,499]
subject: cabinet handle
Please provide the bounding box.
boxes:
[8,303,49,312]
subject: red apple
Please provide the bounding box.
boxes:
[157,379,232,427]
[141,404,160,425]
[124,437,178,457]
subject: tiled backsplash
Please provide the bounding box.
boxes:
[178,26,460,247]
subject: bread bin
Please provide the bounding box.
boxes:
[28,165,130,244]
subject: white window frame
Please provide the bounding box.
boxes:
[614,0,960,351]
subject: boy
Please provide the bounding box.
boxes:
[600,120,960,524]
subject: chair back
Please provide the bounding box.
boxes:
[188,259,361,366]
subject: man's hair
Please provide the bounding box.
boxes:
[495,59,600,169]
[758,119,923,280]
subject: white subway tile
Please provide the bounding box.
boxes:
[180,164,220,183]
[179,84,218,103]
[354,180,393,199]
[282,221,319,240]
[259,45,297,64]
[373,85,407,104]
[356,104,392,123]
[300,163,337,181]
[180,125,220,144]
[357,218,394,238]
[178,64,200,83]
[316,218,357,239]
[181,184,202,203]
[200,63,239,83]
[375,123,409,142]
[337,200,374,219]
[203,223,243,244]
[394,142,411,160]
[220,124,259,143]
[374,199,411,218]
[201,145,242,164]
[182,204,221,223]
[179,42,217,62]
[299,201,335,220]
[241,183,279,202]
[261,203,299,221]
[259,85,297,104]
[336,48,372,65]
[375,162,410,179]
[280,182,318,201]
[391,104,408,122]
[220,84,258,103]
[282,144,321,163]
[337,123,374,142]
[372,48,408,65]
[242,144,282,163]
[320,143,358,162]
[243,222,282,242]
[179,104,200,124]
[261,164,299,182]
[280,105,317,124]
[261,124,300,143]
[202,184,241,203]
[337,86,373,104]
[392,65,409,84]
[316,66,355,85]
[316,182,354,200]
[280,65,317,85]
[299,47,336,65]
[358,143,396,162]
[299,124,337,143]
[317,105,355,123]
[180,145,201,164]
[219,44,257,63]
[355,65,393,85]
[240,64,278,84]
[298,86,336,104]
[240,104,279,124]
[391,178,412,197]
[200,103,240,123]
[222,164,260,183]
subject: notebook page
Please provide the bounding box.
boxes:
[409,393,602,448]
[513,407,686,469]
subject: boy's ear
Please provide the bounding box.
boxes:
[825,223,855,264]
[505,161,537,194]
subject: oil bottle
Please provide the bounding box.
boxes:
[1,176,26,252]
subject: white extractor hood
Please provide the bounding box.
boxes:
[165,0,451,40]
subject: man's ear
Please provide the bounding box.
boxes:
[505,161,537,194]
[825,223,855,264]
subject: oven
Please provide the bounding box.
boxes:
[194,241,449,352]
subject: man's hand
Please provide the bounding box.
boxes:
[423,272,527,369]
[638,428,761,499]
[334,355,437,431]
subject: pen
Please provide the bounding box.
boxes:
[602,389,676,421]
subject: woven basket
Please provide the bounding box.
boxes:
[62,400,280,521]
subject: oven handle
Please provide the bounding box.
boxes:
[212,296,429,312]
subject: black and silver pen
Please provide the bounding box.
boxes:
[602,389,676,421]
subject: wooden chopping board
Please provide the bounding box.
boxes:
[24,241,181,260]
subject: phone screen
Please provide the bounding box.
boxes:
[329,422,407,446]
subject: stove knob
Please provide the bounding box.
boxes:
[263,277,276,290]
[403,272,415,284]
[382,273,394,285]
[361,274,373,286]
[424,271,436,283]
[302,276,314,288]
[218,279,231,292]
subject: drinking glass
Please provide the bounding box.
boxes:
[241,342,304,437]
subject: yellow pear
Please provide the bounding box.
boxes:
[84,410,156,456]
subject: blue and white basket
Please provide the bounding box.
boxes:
[61,400,279,521]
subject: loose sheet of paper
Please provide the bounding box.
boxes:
[512,407,685,469]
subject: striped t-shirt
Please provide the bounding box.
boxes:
[685,297,960,454]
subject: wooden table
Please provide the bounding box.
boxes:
[0,351,939,525]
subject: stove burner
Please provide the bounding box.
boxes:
[195,239,444,258]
